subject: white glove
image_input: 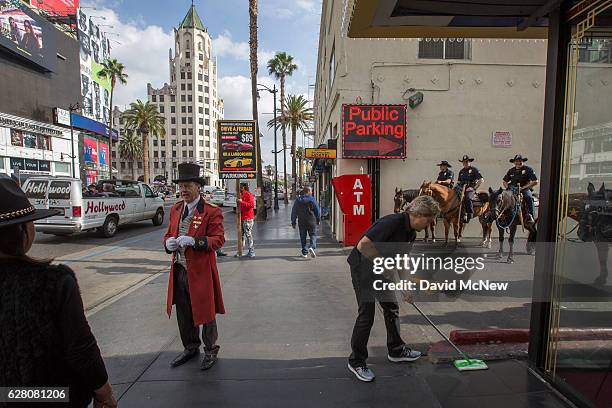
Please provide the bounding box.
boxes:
[176,235,195,248]
[165,237,178,251]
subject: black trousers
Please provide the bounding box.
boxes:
[348,262,405,368]
[173,264,219,353]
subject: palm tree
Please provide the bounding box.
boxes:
[267,52,297,203]
[118,130,142,180]
[282,95,312,198]
[122,100,165,184]
[97,59,128,166]
[249,0,266,221]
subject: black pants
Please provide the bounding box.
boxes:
[173,264,219,353]
[348,262,405,368]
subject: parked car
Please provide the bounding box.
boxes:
[210,189,226,206]
[22,177,165,238]
[222,141,252,151]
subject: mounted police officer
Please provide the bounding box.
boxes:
[503,154,538,224]
[456,155,484,223]
[436,160,454,188]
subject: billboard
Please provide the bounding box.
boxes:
[218,120,257,179]
[28,0,79,16]
[342,104,406,159]
[99,142,108,166]
[305,148,336,159]
[78,7,111,124]
[83,137,98,163]
[0,0,57,71]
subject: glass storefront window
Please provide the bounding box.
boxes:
[55,162,71,174]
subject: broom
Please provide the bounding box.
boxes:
[411,302,488,371]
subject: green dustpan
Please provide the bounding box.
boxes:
[412,303,488,372]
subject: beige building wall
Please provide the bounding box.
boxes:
[314,0,547,242]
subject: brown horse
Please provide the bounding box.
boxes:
[419,181,492,246]
[394,187,436,241]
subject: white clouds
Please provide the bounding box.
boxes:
[212,30,250,61]
[296,0,317,12]
[81,6,174,107]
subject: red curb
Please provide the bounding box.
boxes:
[449,328,612,345]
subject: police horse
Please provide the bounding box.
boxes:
[394,188,436,241]
[417,181,492,246]
[570,183,612,285]
[487,187,537,263]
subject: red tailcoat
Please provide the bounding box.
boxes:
[163,198,225,325]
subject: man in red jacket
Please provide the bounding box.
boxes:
[236,182,255,257]
[163,163,226,371]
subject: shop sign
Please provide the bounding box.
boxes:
[24,159,39,171]
[0,114,63,136]
[342,104,406,159]
[54,107,71,126]
[492,131,512,148]
[305,148,336,159]
[218,120,257,179]
[10,157,25,170]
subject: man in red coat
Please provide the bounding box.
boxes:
[163,163,226,370]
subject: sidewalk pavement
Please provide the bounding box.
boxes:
[87,202,573,407]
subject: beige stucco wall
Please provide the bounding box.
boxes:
[314,0,549,242]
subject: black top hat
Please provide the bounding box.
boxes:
[0,176,59,228]
[459,155,474,162]
[437,160,452,167]
[509,154,528,163]
[173,162,205,185]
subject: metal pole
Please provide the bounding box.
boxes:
[69,114,76,178]
[273,85,279,210]
[236,178,243,256]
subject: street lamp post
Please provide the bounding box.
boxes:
[257,83,279,210]
[68,103,80,178]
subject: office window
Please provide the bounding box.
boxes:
[199,140,204,147]
[199,129,204,135]
[205,162,211,169]
[171,106,176,114]
[188,128,193,135]
[181,117,186,124]
[187,72,192,80]
[182,128,187,135]
[181,84,185,91]
[188,106,193,114]
[189,151,194,158]
[170,95,175,102]
[189,139,193,146]
[159,95,164,102]
[161,151,166,157]
[205,108,209,114]
[205,86,209,93]
[153,139,158,146]
[151,95,157,102]
[199,151,204,158]
[199,118,204,125]
[172,140,177,146]
[418,38,471,59]
[171,128,176,135]
[153,151,158,158]
[161,140,166,147]
[198,85,203,92]
[199,107,203,114]
[205,140,210,147]
[182,151,187,158]
[138,161,143,169]
[205,119,210,125]
[187,95,192,102]
[159,106,165,113]
[188,117,193,124]
[120,162,126,169]
[205,97,209,104]
[198,73,203,81]
[182,140,187,147]
[172,150,177,158]
[181,107,186,114]
[205,129,210,136]
[186,51,190,59]
[204,75,209,82]
[181,72,185,79]
[154,162,159,169]
[199,53,203,61]
[198,96,203,103]
[188,84,192,91]
[181,95,186,102]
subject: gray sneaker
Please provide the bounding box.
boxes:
[308,247,316,258]
[388,347,422,363]
[348,363,375,382]
[300,252,308,258]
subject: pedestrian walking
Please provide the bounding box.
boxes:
[0,175,117,408]
[236,182,255,257]
[291,186,321,258]
[347,195,440,382]
[164,163,226,371]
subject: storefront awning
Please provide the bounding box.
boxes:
[71,113,119,141]
[346,0,550,39]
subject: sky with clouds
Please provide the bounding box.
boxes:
[82,0,322,167]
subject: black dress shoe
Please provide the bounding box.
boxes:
[200,348,219,370]
[171,348,199,368]
[216,250,227,257]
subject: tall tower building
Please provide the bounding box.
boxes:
[118,2,223,185]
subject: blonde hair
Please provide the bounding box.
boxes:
[407,195,440,217]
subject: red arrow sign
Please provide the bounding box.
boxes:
[344,137,402,156]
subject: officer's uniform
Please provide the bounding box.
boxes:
[436,169,454,187]
[503,166,538,217]
[456,166,483,219]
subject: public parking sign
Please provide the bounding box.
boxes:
[342,104,406,159]
[218,120,258,179]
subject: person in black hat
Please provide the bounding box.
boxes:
[0,175,117,408]
[164,163,226,371]
[456,155,484,223]
[435,160,454,187]
[503,154,538,223]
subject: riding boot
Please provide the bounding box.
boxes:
[464,213,472,223]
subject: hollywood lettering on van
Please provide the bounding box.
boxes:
[86,200,127,215]
[342,104,407,159]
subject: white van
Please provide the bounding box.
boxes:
[22,177,165,238]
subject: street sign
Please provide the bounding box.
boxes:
[342,104,406,159]
[305,148,337,159]
[218,120,258,179]
[53,107,71,127]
